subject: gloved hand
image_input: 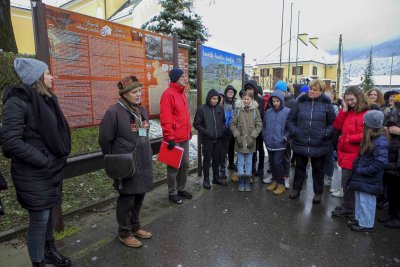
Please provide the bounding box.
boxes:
[247,137,255,149]
[167,140,176,150]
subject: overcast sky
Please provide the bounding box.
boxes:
[194,0,400,62]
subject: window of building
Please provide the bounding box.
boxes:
[260,68,270,77]
[312,66,318,76]
[292,66,303,75]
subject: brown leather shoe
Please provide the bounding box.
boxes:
[134,229,152,239]
[119,235,142,248]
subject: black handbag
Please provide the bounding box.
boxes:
[104,152,137,180]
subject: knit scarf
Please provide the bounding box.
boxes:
[23,85,71,157]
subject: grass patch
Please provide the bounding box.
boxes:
[54,225,81,241]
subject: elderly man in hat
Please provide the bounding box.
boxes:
[160,68,192,204]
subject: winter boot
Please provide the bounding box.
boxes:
[31,260,45,267]
[244,175,251,192]
[203,177,211,190]
[44,239,72,267]
[267,181,279,191]
[273,184,286,195]
[231,173,239,182]
[238,176,245,191]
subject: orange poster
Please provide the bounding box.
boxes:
[45,5,187,127]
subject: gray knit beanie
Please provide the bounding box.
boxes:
[14,58,48,85]
[364,110,384,129]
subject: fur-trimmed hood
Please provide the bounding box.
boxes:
[2,85,31,105]
[234,99,258,110]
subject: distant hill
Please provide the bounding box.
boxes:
[330,37,400,77]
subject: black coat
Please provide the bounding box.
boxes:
[287,93,336,157]
[99,102,153,195]
[193,89,227,141]
[0,86,67,211]
[383,105,400,178]
[349,136,389,195]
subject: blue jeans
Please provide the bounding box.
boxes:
[237,152,253,176]
[268,150,285,184]
[27,209,54,262]
[355,191,376,228]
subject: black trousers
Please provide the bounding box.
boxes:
[386,172,400,219]
[228,135,235,166]
[292,153,325,195]
[117,193,145,238]
[252,133,265,171]
[202,139,222,182]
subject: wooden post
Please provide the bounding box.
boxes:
[241,53,245,89]
[196,39,203,177]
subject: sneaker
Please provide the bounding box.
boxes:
[330,187,340,193]
[169,194,183,204]
[231,173,239,182]
[119,235,142,248]
[267,181,279,191]
[331,207,354,218]
[203,182,211,190]
[273,184,286,195]
[312,194,322,204]
[262,176,273,184]
[284,176,290,189]
[178,190,192,199]
[346,218,358,227]
[133,229,152,239]
[331,188,344,198]
[351,224,374,232]
[289,189,300,199]
[384,218,400,229]
[323,175,332,187]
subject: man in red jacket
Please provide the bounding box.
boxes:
[160,68,192,204]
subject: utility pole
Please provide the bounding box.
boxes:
[389,53,394,89]
[336,34,343,97]
[287,3,293,83]
[295,11,300,84]
[279,0,285,66]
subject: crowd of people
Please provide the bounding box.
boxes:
[0,59,399,266]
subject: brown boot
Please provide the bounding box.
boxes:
[267,181,279,191]
[231,173,239,182]
[273,184,286,195]
[119,235,142,248]
[134,229,152,239]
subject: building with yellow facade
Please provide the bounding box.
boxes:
[254,33,343,95]
[10,0,161,54]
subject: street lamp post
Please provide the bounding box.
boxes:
[389,53,394,89]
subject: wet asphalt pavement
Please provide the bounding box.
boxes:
[71,167,400,267]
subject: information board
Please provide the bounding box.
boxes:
[45,5,189,127]
[201,45,242,103]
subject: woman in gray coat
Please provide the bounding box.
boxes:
[99,76,153,248]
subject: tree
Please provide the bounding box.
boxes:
[142,0,210,87]
[362,46,374,92]
[0,0,18,53]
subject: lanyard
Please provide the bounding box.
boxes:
[118,101,142,127]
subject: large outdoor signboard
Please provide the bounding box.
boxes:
[201,45,243,103]
[44,5,189,127]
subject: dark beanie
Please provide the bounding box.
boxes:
[118,76,143,95]
[364,110,384,129]
[169,68,184,82]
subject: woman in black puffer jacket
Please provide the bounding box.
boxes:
[0,58,71,267]
[287,79,336,203]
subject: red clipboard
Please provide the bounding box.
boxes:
[158,141,184,169]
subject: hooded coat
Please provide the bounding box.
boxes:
[230,100,263,153]
[99,102,153,195]
[262,92,290,151]
[193,89,227,141]
[244,80,265,120]
[383,103,400,178]
[287,93,336,157]
[349,136,389,195]
[0,86,68,211]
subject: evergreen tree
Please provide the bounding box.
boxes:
[362,47,374,92]
[142,0,210,88]
[0,0,18,53]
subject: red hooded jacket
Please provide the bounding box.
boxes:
[160,82,191,142]
[334,109,368,170]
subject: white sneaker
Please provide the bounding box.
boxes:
[324,175,332,187]
[331,188,344,198]
[330,187,339,193]
[284,176,290,189]
[262,177,273,184]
